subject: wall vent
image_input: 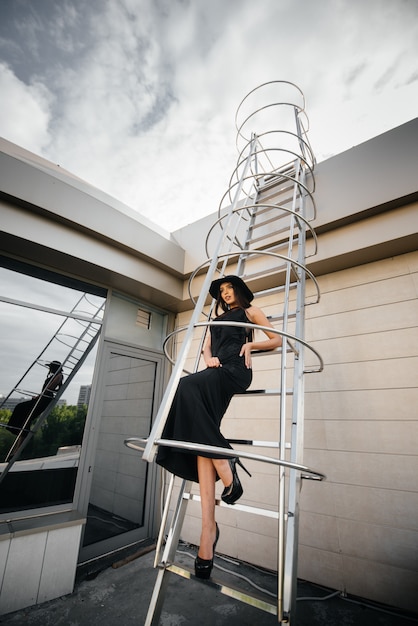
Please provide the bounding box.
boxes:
[136,308,152,330]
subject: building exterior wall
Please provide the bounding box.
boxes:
[301,250,418,612]
[0,513,83,615]
[173,249,418,613]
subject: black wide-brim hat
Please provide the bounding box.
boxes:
[209,275,254,302]
[46,360,62,372]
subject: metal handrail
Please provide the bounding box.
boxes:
[124,437,325,480]
[187,249,321,307]
[162,321,323,374]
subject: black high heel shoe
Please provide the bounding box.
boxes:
[195,523,220,579]
[221,457,252,505]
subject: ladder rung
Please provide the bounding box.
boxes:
[237,388,293,396]
[165,563,278,616]
[250,204,293,219]
[258,167,298,183]
[183,492,285,519]
[258,190,299,207]
[267,312,296,322]
[241,264,290,281]
[227,439,291,449]
[249,223,291,239]
[249,228,296,246]
[250,282,299,297]
[259,176,295,193]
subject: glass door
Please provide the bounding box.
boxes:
[80,344,162,560]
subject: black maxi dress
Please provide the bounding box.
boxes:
[6,370,64,436]
[156,307,253,483]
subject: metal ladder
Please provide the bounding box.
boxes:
[0,291,104,479]
[125,81,324,624]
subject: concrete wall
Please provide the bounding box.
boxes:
[173,247,418,613]
[0,513,83,615]
[301,250,418,612]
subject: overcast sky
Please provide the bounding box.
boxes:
[0,0,417,232]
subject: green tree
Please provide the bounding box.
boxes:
[1,405,88,461]
[31,404,88,458]
[0,408,14,459]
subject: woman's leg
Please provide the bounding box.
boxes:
[197,456,234,558]
[212,458,233,488]
[197,456,218,559]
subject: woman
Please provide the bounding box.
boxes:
[6,360,63,435]
[5,360,64,461]
[156,275,281,578]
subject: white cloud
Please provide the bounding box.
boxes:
[0,62,52,153]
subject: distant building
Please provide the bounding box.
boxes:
[0,396,66,411]
[0,397,26,411]
[77,385,91,408]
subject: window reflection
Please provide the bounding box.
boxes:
[0,263,106,514]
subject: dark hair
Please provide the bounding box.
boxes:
[214,282,252,316]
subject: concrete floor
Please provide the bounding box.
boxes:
[2,542,417,626]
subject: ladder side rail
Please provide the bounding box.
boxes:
[282,161,310,623]
[56,321,102,376]
[0,328,101,481]
[277,152,300,623]
[145,479,193,626]
[276,160,302,620]
[236,183,262,275]
[235,174,263,275]
[254,136,277,178]
[235,204,257,276]
[142,137,259,463]
[294,108,315,172]
[219,167,261,254]
[282,314,306,621]
[154,472,176,567]
[226,133,262,208]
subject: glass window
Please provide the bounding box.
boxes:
[0,262,106,515]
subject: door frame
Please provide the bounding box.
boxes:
[76,340,166,563]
